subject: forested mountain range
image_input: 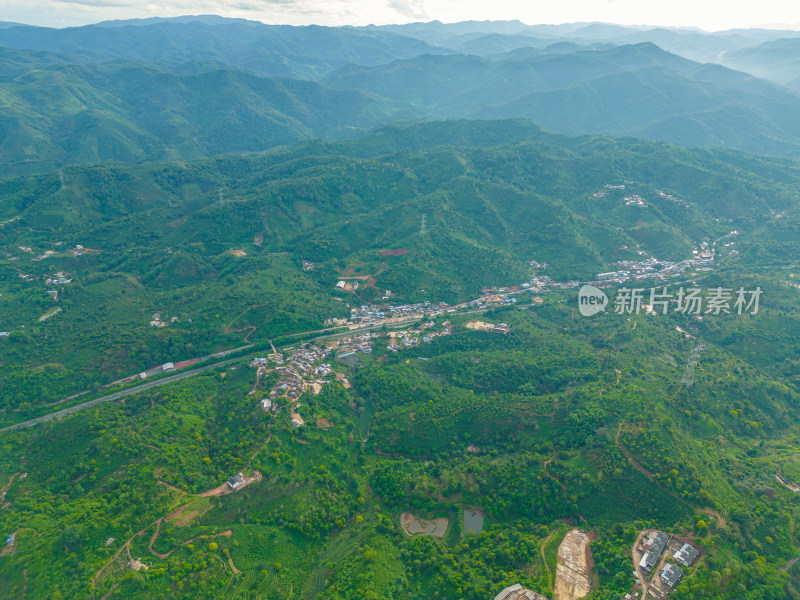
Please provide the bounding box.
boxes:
[717,37,800,92]
[6,16,800,600]
[0,48,418,174]
[322,42,800,154]
[0,20,446,78]
[5,16,800,174]
[3,120,800,599]
[375,19,800,62]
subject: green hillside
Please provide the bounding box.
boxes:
[323,43,800,155]
[1,119,800,410]
[3,262,800,599]
[0,53,420,174]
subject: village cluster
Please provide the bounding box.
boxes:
[248,316,484,424]
[324,293,526,333]
[7,242,88,262]
[386,320,453,351]
[593,183,689,210]
[543,235,728,291]
[624,194,648,207]
[4,241,88,307]
[659,192,684,204]
[149,311,179,328]
[9,267,74,301]
[251,343,336,427]
[45,272,72,285]
[627,530,700,599]
[325,300,457,329]
[4,239,93,266]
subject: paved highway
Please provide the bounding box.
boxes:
[0,355,245,434]
[0,305,502,434]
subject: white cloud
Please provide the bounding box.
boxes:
[1,0,799,29]
[50,0,133,7]
[387,0,427,20]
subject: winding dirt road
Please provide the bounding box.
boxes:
[615,423,727,529]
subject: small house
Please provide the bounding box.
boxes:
[226,473,244,490]
[660,563,683,587]
[673,543,699,567]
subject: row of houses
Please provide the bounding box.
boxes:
[325,300,460,331]
[387,320,453,351]
[637,530,700,597]
[335,332,379,356]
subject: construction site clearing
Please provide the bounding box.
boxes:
[554,529,594,600]
[491,528,596,600]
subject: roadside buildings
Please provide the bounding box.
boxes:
[639,531,670,572]
[226,473,244,490]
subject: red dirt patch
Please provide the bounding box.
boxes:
[586,531,599,590]
[381,248,409,256]
[173,358,201,370]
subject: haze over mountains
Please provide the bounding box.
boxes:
[4,16,800,174]
[718,37,800,92]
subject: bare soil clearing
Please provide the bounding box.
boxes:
[554,529,593,600]
[399,512,448,537]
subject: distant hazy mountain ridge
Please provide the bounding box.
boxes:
[4,16,800,173]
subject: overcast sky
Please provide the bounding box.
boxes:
[2,0,800,30]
